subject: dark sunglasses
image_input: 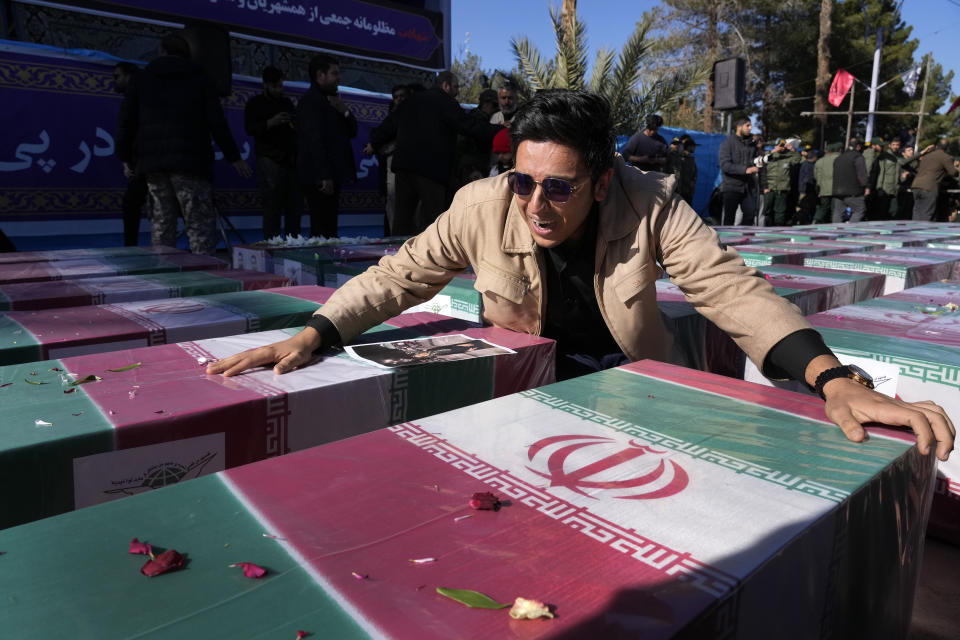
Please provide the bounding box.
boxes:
[507,171,586,203]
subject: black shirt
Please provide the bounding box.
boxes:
[623,131,668,171]
[244,92,298,166]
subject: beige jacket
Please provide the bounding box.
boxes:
[319,156,811,374]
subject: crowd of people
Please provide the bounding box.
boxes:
[113,33,958,256]
[717,117,960,227]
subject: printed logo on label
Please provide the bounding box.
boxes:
[526,434,688,500]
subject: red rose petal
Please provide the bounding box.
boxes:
[129,538,153,556]
[140,549,184,577]
[231,562,267,578]
[296,631,309,639]
[469,491,501,511]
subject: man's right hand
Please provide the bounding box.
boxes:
[746,166,759,175]
[206,327,322,377]
[267,112,292,128]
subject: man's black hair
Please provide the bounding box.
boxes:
[936,137,949,150]
[733,116,751,128]
[406,82,426,93]
[114,61,140,77]
[262,65,284,83]
[160,34,191,58]
[436,70,456,88]
[478,88,499,106]
[308,54,338,83]
[645,114,663,130]
[509,89,615,182]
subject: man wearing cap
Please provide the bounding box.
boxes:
[912,138,959,221]
[832,139,869,223]
[623,115,668,172]
[813,143,841,223]
[677,134,698,206]
[871,138,902,220]
[209,88,955,464]
[762,139,802,226]
[489,127,513,176]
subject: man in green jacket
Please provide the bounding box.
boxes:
[813,142,841,223]
[762,139,803,226]
[871,138,902,220]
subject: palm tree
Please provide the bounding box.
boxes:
[510,6,707,134]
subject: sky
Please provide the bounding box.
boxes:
[450,0,960,114]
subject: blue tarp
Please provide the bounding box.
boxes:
[617,126,726,216]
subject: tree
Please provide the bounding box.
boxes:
[510,5,707,135]
[814,0,834,145]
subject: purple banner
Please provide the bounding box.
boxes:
[0,46,389,222]
[44,0,444,69]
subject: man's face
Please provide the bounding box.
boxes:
[315,64,341,95]
[112,69,129,94]
[499,88,517,115]
[480,100,498,116]
[903,146,914,158]
[514,140,612,249]
[392,88,409,107]
[736,122,752,137]
[442,75,460,98]
[889,140,901,154]
[264,80,284,100]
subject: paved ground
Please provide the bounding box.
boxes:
[911,536,960,639]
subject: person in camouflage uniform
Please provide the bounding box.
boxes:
[871,138,902,220]
[813,142,841,223]
[676,134,698,206]
[664,137,682,176]
[762,139,803,226]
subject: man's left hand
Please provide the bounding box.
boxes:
[329,96,348,114]
[823,377,955,461]
[232,159,253,178]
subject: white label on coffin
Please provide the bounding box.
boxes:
[409,386,844,577]
[73,432,225,508]
[186,331,390,450]
[75,276,171,301]
[406,294,452,317]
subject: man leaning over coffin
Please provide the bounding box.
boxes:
[209,89,954,462]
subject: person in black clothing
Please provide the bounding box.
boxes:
[831,139,869,223]
[622,114,668,171]
[245,66,301,239]
[116,33,251,255]
[371,71,498,235]
[113,61,148,247]
[718,117,760,226]
[297,54,357,239]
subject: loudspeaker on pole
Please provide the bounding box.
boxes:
[181,21,233,97]
[712,58,745,110]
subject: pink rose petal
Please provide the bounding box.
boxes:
[129,538,153,556]
[231,562,268,578]
[141,549,184,577]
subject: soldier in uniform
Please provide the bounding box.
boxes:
[813,142,841,223]
[762,139,803,226]
[677,134,698,206]
[871,138,902,220]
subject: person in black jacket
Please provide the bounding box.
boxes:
[718,117,760,226]
[831,139,869,223]
[297,54,358,239]
[112,61,148,247]
[372,71,499,234]
[245,65,301,239]
[116,33,251,255]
